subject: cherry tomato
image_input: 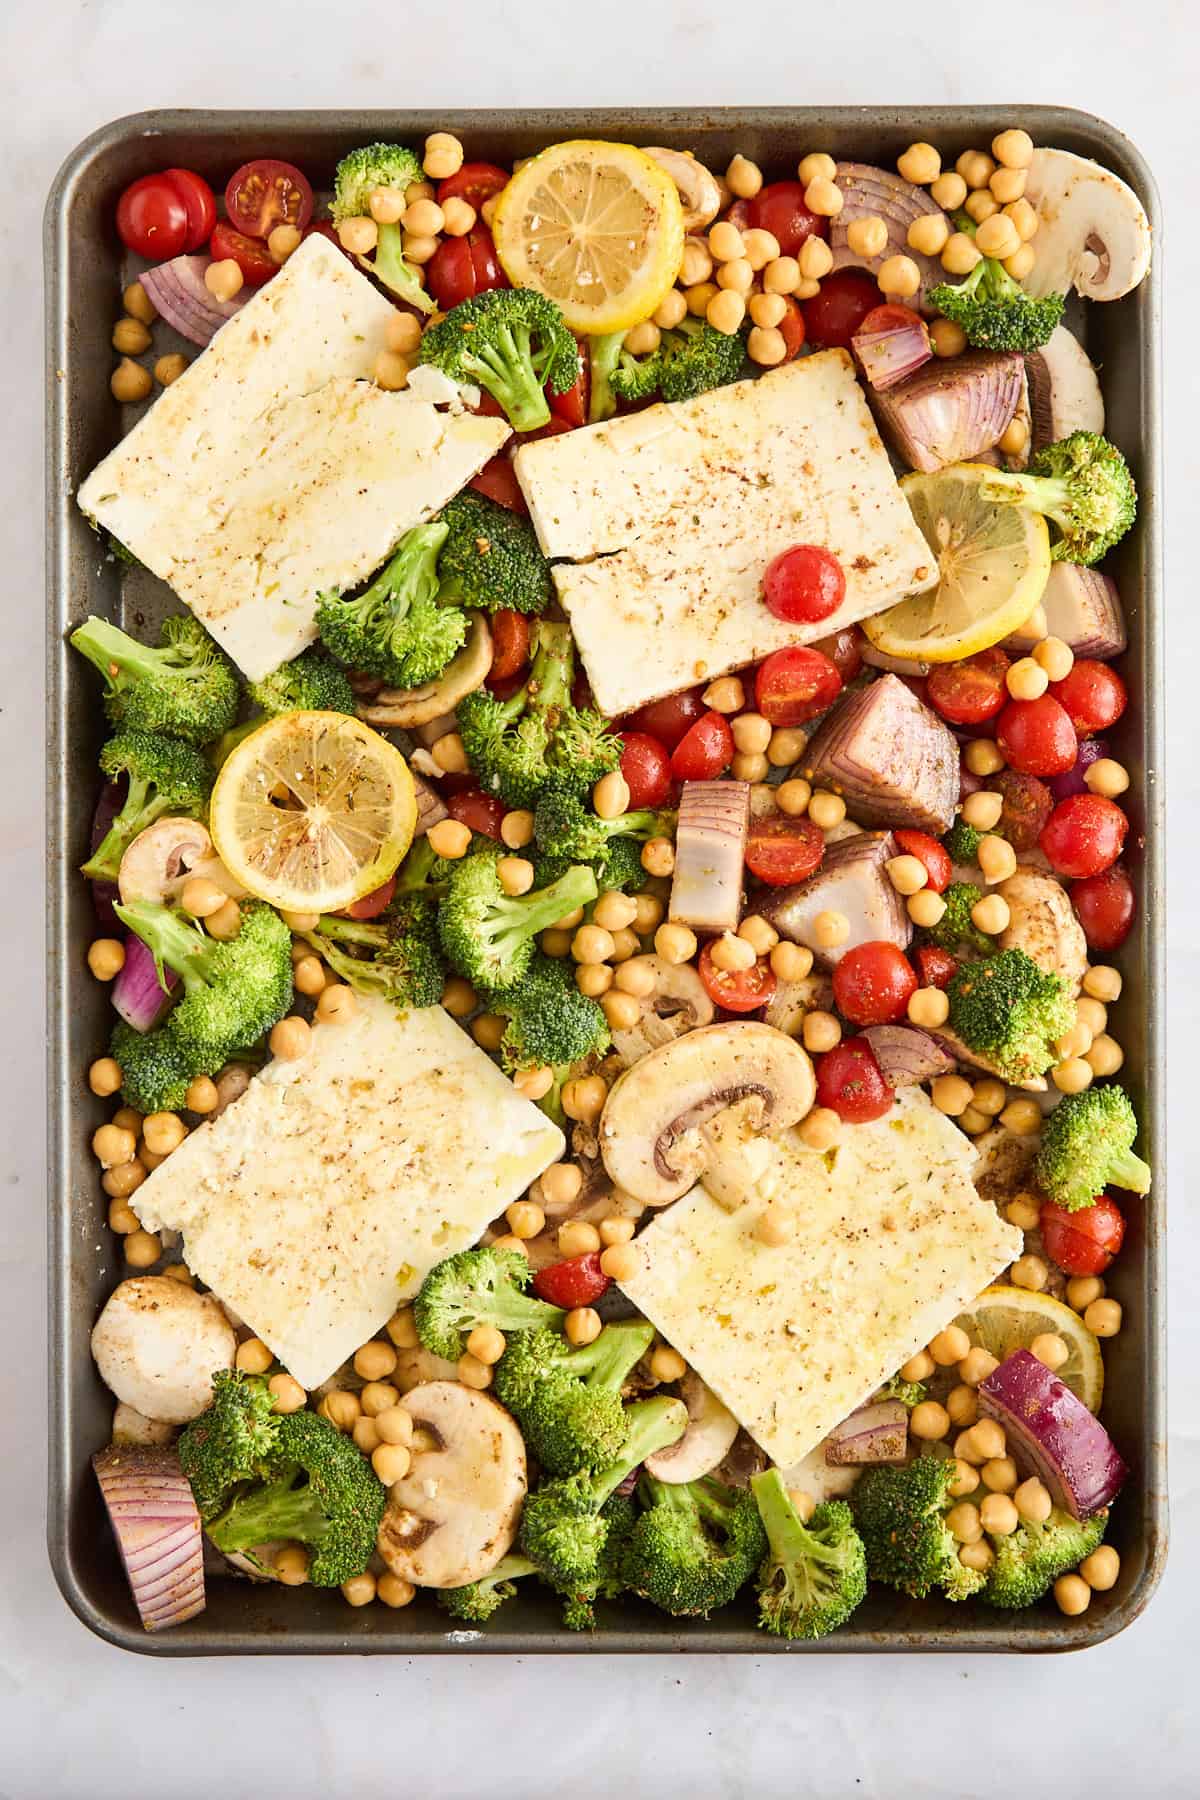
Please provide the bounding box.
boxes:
[992,769,1053,851]
[209,219,278,286]
[437,162,510,209]
[915,944,958,989]
[162,169,217,249]
[1039,793,1128,879]
[747,182,827,255]
[776,295,807,362]
[425,225,507,310]
[801,269,882,350]
[698,942,777,1013]
[671,711,734,781]
[487,610,531,682]
[857,302,925,340]
[446,788,507,840]
[619,732,673,810]
[811,625,865,684]
[996,694,1079,776]
[625,688,705,751]
[225,159,313,238]
[815,1036,894,1123]
[550,344,588,428]
[894,829,952,893]
[532,1252,611,1308]
[832,942,918,1026]
[927,648,1011,727]
[763,544,846,625]
[470,455,527,514]
[1040,1196,1126,1277]
[744,815,825,887]
[755,646,842,727]
[1072,862,1136,951]
[344,874,397,920]
[1050,660,1128,735]
[116,174,191,259]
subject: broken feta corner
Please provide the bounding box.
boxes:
[618,1086,1021,1468]
[131,998,564,1390]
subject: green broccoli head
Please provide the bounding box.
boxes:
[946,946,1075,1083]
[560,1493,637,1630]
[71,613,240,746]
[177,1370,281,1521]
[316,524,464,690]
[611,318,747,404]
[494,1320,654,1476]
[980,431,1137,566]
[622,1475,767,1619]
[1035,1084,1151,1212]
[413,1246,565,1362]
[306,893,446,1012]
[330,142,432,314]
[875,1374,928,1409]
[439,1553,540,1623]
[247,648,356,717]
[436,849,598,992]
[983,1507,1109,1609]
[533,779,674,868]
[929,247,1064,354]
[82,731,214,882]
[483,952,611,1074]
[942,818,985,865]
[751,1472,868,1641]
[923,880,994,956]
[852,1456,985,1601]
[110,1018,194,1114]
[436,490,553,616]
[419,289,581,433]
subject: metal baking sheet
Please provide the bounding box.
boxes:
[44,107,1166,1655]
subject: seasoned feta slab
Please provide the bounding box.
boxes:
[78,234,509,680]
[513,352,938,717]
[132,999,564,1389]
[619,1087,1021,1468]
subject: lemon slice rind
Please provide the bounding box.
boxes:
[952,1284,1104,1413]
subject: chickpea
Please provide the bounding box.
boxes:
[427,819,472,859]
[206,899,242,941]
[89,1056,123,1097]
[600,1242,639,1282]
[901,1349,935,1382]
[980,1492,1020,1537]
[380,315,420,360]
[941,233,983,276]
[962,789,1004,832]
[736,915,778,959]
[746,295,786,336]
[599,989,641,1034]
[907,889,946,929]
[371,1439,414,1487]
[975,212,1021,260]
[886,853,929,896]
[352,1416,381,1455]
[231,1337,272,1377]
[374,1571,415,1609]
[908,986,950,1030]
[987,166,1028,212]
[930,318,970,360]
[1085,1297,1123,1338]
[776,778,812,817]
[457,1352,493,1391]
[756,1205,792,1247]
[930,1324,972,1367]
[972,1078,1007,1118]
[795,152,834,186]
[716,256,754,300]
[269,1016,311,1061]
[123,280,157,324]
[386,1307,419,1348]
[540,928,572,960]
[556,1216,601,1260]
[1080,1545,1121,1591]
[623,321,662,362]
[1052,1057,1094,1095]
[698,675,742,716]
[930,172,969,212]
[999,1096,1043,1136]
[360,1380,401,1419]
[946,1385,979,1428]
[290,954,325,1000]
[1005,1194,1041,1231]
[1054,1573,1091,1617]
[894,141,939,185]
[268,1373,307,1414]
[801,1010,841,1054]
[947,1457,980,1499]
[804,177,843,217]
[958,1106,991,1136]
[799,236,834,280]
[770,941,813,982]
[653,921,695,966]
[908,213,951,258]
[103,1163,145,1204]
[1085,758,1130,800]
[998,415,1029,455]
[93,1123,137,1168]
[562,1074,608,1125]
[1006,656,1049,702]
[931,1074,973,1117]
[432,978,473,1024]
[1023,604,1049,641]
[88,938,125,982]
[957,148,997,190]
[353,1339,398,1383]
[113,1106,143,1136]
[797,1107,841,1152]
[680,239,714,286]
[424,132,465,179]
[1014,1476,1053,1524]
[403,197,445,239]
[560,1306,601,1349]
[807,791,846,831]
[910,1400,951,1441]
[972,1419,1008,1463]
[598,1217,636,1251]
[112,315,152,356]
[971,893,1010,936]
[767,727,807,768]
[342,1571,377,1608]
[1086,1034,1125,1078]
[991,128,1034,170]
[574,962,612,1001]
[708,931,757,975]
[1066,1276,1106,1316]
[319,1389,362,1432]
[946,1502,983,1545]
[845,215,889,260]
[959,1347,999,1387]
[1004,197,1040,244]
[685,281,720,319]
[205,256,246,299]
[107,1197,140,1232]
[213,1065,252,1115]
[745,325,786,369]
[268,222,303,261]
[110,357,153,403]
[142,1112,186,1157]
[653,288,689,330]
[1010,1253,1049,1292]
[725,153,764,198]
[877,255,921,299]
[708,220,745,263]
[470,1013,506,1054]
[274,1546,310,1587]
[707,289,746,335]
[568,923,612,969]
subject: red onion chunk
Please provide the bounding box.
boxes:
[979,1350,1128,1519]
[139,257,248,348]
[668,780,750,934]
[830,165,946,312]
[852,313,932,392]
[1003,563,1127,660]
[412,771,449,837]
[801,675,960,835]
[825,1399,908,1465]
[862,1024,956,1088]
[1049,737,1107,802]
[872,351,1025,473]
[112,930,177,1031]
[93,1444,206,1630]
[757,830,911,968]
[89,781,124,931]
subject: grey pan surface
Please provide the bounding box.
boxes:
[44,106,1165,1655]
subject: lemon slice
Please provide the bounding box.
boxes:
[210,712,416,914]
[952,1286,1104,1413]
[860,465,1051,664]
[491,139,685,334]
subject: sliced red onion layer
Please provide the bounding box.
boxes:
[1003,563,1127,660]
[852,308,932,392]
[93,1444,206,1631]
[871,351,1025,473]
[139,257,248,348]
[862,1024,956,1088]
[830,164,947,312]
[1049,737,1107,802]
[412,770,449,837]
[860,645,931,676]
[979,1350,1128,1519]
[112,930,177,1031]
[757,830,911,968]
[825,1399,908,1466]
[668,780,750,934]
[801,674,959,835]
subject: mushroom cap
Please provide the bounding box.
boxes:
[997,867,1088,993]
[1025,325,1105,454]
[1022,148,1151,302]
[643,148,723,233]
[117,817,216,906]
[610,954,716,1067]
[91,1276,236,1423]
[643,1372,740,1483]
[357,614,492,728]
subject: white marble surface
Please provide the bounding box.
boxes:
[3,3,1197,1794]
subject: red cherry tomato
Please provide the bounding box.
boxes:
[1071,862,1136,951]
[801,269,882,350]
[446,788,507,840]
[815,1036,894,1123]
[532,1252,611,1308]
[1050,660,1128,735]
[857,302,925,339]
[671,711,734,781]
[470,455,527,514]
[344,874,397,920]
[996,694,1079,776]
[224,159,313,238]
[763,544,846,625]
[162,168,217,249]
[487,610,531,682]
[698,942,777,1013]
[116,174,191,259]
[915,944,958,989]
[755,646,843,727]
[1039,793,1128,879]
[619,732,673,810]
[744,815,825,886]
[550,345,588,428]
[811,625,865,684]
[425,225,507,310]
[927,648,1011,727]
[832,942,918,1026]
[894,829,952,893]
[625,689,705,751]
[437,162,510,209]
[991,770,1054,851]
[1040,1196,1126,1277]
[776,296,807,362]
[747,182,828,256]
[209,219,278,286]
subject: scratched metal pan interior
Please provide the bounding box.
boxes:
[44,107,1165,1655]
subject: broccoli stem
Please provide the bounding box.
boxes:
[752,1468,842,1576]
[70,617,172,689]
[588,332,626,423]
[317,916,389,949]
[463,321,552,432]
[115,900,222,995]
[207,1470,329,1554]
[1109,1144,1153,1195]
[590,1397,688,1507]
[979,466,1074,528]
[526,622,574,715]
[80,776,158,882]
[491,864,599,956]
[373,222,435,315]
[567,1320,654,1391]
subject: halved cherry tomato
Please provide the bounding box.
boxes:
[532,1252,610,1308]
[437,162,510,209]
[487,610,531,682]
[698,942,777,1013]
[225,159,313,238]
[1050,660,1128,735]
[671,711,734,781]
[116,174,191,259]
[763,544,846,625]
[344,874,397,920]
[425,224,507,310]
[801,269,882,350]
[894,829,952,893]
[747,182,827,256]
[857,302,925,340]
[1039,793,1128,879]
[832,942,918,1026]
[815,1036,893,1123]
[755,646,842,727]
[1040,1196,1125,1276]
[915,944,958,989]
[209,219,278,286]
[1071,862,1136,951]
[550,343,588,427]
[470,455,527,514]
[446,788,507,840]
[625,689,705,751]
[744,815,825,886]
[992,769,1053,851]
[163,168,217,249]
[619,732,673,810]
[927,648,1011,727]
[996,694,1079,776]
[811,625,865,684]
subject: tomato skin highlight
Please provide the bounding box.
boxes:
[763,545,846,625]
[209,219,278,285]
[744,815,825,886]
[755,646,843,727]
[1040,1196,1125,1276]
[163,169,217,249]
[446,788,507,840]
[1071,862,1136,951]
[1050,660,1128,735]
[832,942,918,1026]
[224,159,313,238]
[698,942,777,1013]
[996,694,1079,776]
[815,1037,894,1123]
[915,944,958,989]
[437,162,510,209]
[116,174,191,259]
[344,874,398,920]
[671,711,734,781]
[625,689,705,752]
[894,829,952,894]
[533,1252,611,1308]
[619,732,673,810]
[801,269,882,349]
[1039,793,1128,879]
[927,648,1010,727]
[748,182,827,256]
[486,610,531,683]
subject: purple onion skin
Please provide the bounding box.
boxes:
[112,931,176,1031]
[89,781,124,930]
[825,1399,908,1465]
[979,1350,1128,1519]
[1050,737,1106,802]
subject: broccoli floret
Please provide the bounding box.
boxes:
[922,880,994,956]
[980,431,1137,566]
[393,834,455,898]
[534,780,675,869]
[560,1493,636,1630]
[622,1474,767,1619]
[316,525,465,689]
[437,849,598,993]
[852,1456,987,1601]
[71,614,239,746]
[413,1246,565,1362]
[330,141,432,314]
[1035,1084,1152,1212]
[206,1407,385,1587]
[109,1020,193,1114]
[750,1470,868,1641]
[439,1554,541,1623]
[303,894,445,1012]
[419,289,580,433]
[249,647,356,717]
[946,946,1075,1084]
[875,1374,928,1409]
[107,533,144,570]
[177,1370,281,1522]
[81,731,213,883]
[929,217,1065,352]
[483,952,611,1074]
[984,1507,1109,1609]
[436,490,553,616]
[611,317,746,404]
[942,818,985,865]
[494,1320,654,1475]
[587,834,651,896]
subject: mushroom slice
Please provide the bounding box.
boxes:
[643,149,723,232]
[997,867,1088,993]
[357,613,492,728]
[376,1381,527,1588]
[598,1021,816,1208]
[1022,148,1152,302]
[390,1345,461,1394]
[610,955,716,1066]
[1024,325,1105,452]
[91,1276,236,1424]
[643,1371,740,1484]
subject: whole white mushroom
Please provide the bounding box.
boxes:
[91,1276,236,1424]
